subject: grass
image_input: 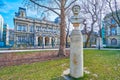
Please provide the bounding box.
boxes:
[15,50,56,55]
[0,50,120,80]
[83,50,120,80]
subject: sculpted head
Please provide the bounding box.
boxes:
[72,5,81,15]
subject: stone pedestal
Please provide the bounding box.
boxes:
[70,30,83,78]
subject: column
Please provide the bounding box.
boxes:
[27,34,29,47]
[27,24,29,32]
[14,34,17,48]
[14,24,17,48]
[118,38,120,46]
[117,26,120,35]
[34,35,38,48]
[42,37,45,48]
[55,37,57,47]
[49,37,52,48]
[108,26,110,36]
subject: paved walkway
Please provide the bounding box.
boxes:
[85,48,120,50]
[0,48,120,53]
[0,48,59,53]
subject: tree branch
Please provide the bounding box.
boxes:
[106,0,120,26]
[114,0,120,26]
[30,0,60,16]
[54,0,60,8]
[65,0,77,10]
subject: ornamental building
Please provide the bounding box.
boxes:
[104,11,120,47]
[14,7,60,48]
[3,24,9,46]
[0,15,4,41]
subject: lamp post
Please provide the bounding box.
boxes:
[98,35,101,50]
[70,5,84,78]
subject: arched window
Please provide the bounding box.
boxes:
[38,36,42,46]
[111,38,117,45]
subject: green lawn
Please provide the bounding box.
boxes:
[15,50,55,55]
[0,50,120,80]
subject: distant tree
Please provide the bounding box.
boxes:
[106,0,120,27]
[24,0,79,56]
[81,0,106,48]
[66,15,71,48]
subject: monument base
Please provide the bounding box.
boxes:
[70,29,83,78]
[62,75,82,80]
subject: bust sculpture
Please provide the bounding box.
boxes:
[72,5,81,15]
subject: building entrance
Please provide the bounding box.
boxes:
[38,36,42,46]
[45,37,49,46]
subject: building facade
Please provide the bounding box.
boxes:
[104,12,120,47]
[14,7,60,48]
[9,29,14,47]
[0,15,4,41]
[3,24,9,46]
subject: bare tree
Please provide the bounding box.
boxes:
[106,0,120,27]
[81,0,106,48]
[24,0,79,56]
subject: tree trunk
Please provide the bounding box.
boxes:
[84,34,90,48]
[66,29,69,48]
[84,31,93,48]
[84,22,94,48]
[66,21,70,48]
[58,0,66,57]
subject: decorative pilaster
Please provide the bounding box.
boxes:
[55,37,57,47]
[49,37,52,48]
[14,34,17,48]
[27,24,29,32]
[117,26,120,35]
[34,35,38,48]
[42,37,45,48]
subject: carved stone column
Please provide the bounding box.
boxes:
[42,37,45,48]
[49,37,52,48]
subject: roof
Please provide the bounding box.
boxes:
[19,7,26,11]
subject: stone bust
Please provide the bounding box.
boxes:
[72,5,81,15]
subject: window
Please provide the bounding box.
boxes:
[111,38,117,45]
[30,37,34,43]
[30,26,34,32]
[17,36,26,43]
[36,26,41,32]
[17,25,21,31]
[111,19,115,24]
[18,36,21,42]
[22,36,26,42]
[17,25,27,32]
[110,27,117,35]
[36,26,39,31]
